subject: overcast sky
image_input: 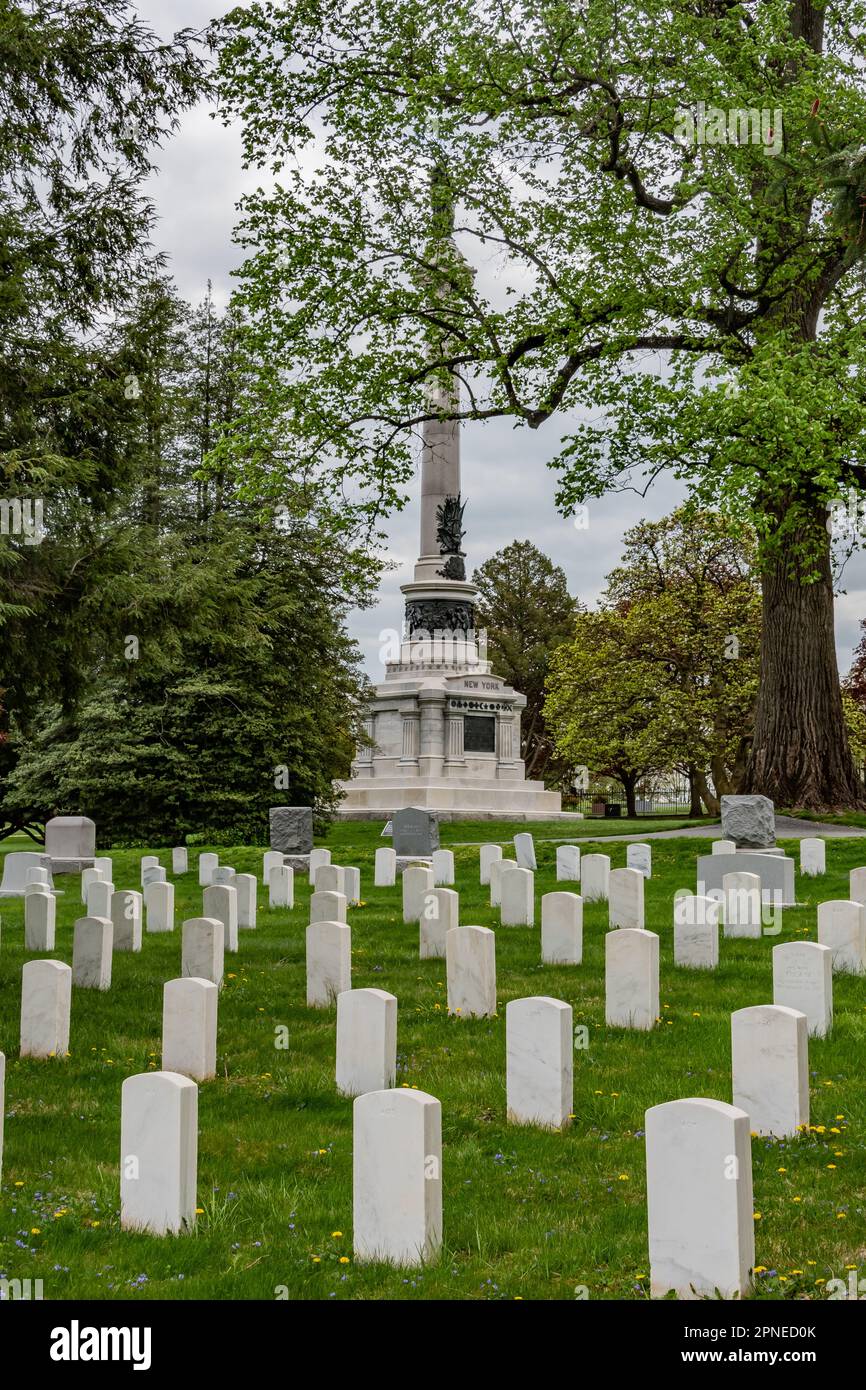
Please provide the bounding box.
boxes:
[139,0,866,681]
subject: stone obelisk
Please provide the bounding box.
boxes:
[415,381,461,584]
[401,374,479,653]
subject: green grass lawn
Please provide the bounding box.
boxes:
[0,823,864,1301]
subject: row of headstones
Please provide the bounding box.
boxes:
[16,914,231,1061]
[16,958,218,1076]
[335,986,813,1140]
[372,846,455,887]
[481,845,866,974]
[0,998,804,1290]
[483,834,828,878]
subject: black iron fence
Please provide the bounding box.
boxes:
[562,788,696,817]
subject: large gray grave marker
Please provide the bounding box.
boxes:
[392,807,439,858]
[269,806,313,854]
[720,794,775,848]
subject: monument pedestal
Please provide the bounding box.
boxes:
[338,642,569,820]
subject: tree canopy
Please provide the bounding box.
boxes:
[472,540,578,781]
[215,0,866,808]
[545,507,762,811]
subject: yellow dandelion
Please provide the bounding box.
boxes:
[339,1256,350,1264]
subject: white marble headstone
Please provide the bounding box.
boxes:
[645,1097,754,1299]
[541,891,583,965]
[80,865,103,905]
[316,863,347,896]
[722,871,762,939]
[145,880,174,934]
[673,895,720,970]
[344,866,361,905]
[182,916,225,988]
[421,887,457,959]
[20,959,72,1058]
[555,845,580,882]
[111,889,142,953]
[731,1004,809,1137]
[772,941,832,1038]
[627,843,652,879]
[120,1071,198,1235]
[581,854,611,903]
[262,849,283,886]
[353,1089,442,1267]
[234,873,257,930]
[446,925,496,1018]
[86,877,114,919]
[336,988,397,1097]
[799,838,825,877]
[25,888,56,952]
[403,865,434,923]
[306,920,351,1006]
[269,864,294,910]
[605,928,658,1030]
[848,865,866,906]
[513,833,537,870]
[72,916,113,990]
[506,996,572,1130]
[608,866,644,929]
[202,883,238,954]
[198,852,219,887]
[489,857,517,908]
[308,847,331,883]
[479,843,502,886]
[310,888,346,924]
[374,846,396,887]
[431,848,454,886]
[162,977,218,1081]
[500,866,534,926]
[140,855,159,885]
[817,899,866,974]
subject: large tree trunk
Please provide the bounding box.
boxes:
[744,511,864,809]
[686,764,703,817]
[619,770,637,818]
[694,769,719,816]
